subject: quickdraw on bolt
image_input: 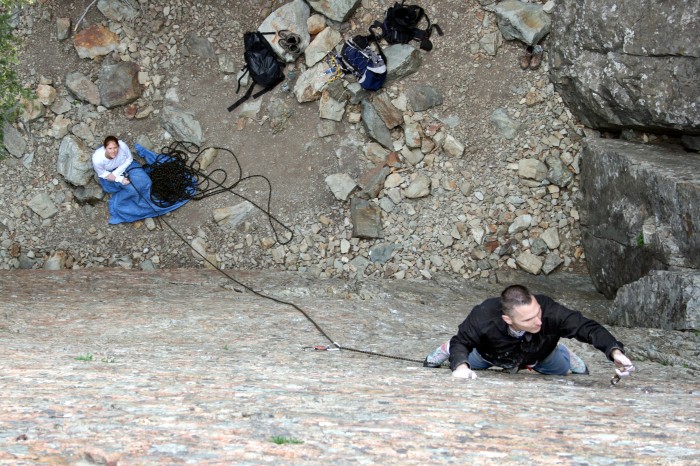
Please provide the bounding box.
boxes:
[610,365,635,385]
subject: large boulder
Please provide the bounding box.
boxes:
[73,24,119,59]
[549,0,700,135]
[579,137,700,299]
[259,0,310,63]
[489,0,551,46]
[57,135,94,187]
[609,271,700,331]
[99,61,141,108]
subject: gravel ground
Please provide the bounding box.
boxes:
[2,0,588,283]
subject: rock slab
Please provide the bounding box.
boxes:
[549,0,700,135]
[579,137,700,299]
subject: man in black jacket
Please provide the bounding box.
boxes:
[424,284,635,380]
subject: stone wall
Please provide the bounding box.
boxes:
[549,0,700,135]
[579,137,700,302]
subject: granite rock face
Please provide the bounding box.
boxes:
[549,0,700,135]
[610,270,700,331]
[579,137,700,299]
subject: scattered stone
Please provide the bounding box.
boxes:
[319,90,345,121]
[198,148,218,171]
[406,84,443,112]
[403,174,431,199]
[307,14,326,35]
[73,25,119,59]
[218,55,237,74]
[384,44,422,82]
[317,120,337,137]
[28,193,58,219]
[213,202,255,228]
[350,197,383,239]
[491,108,519,139]
[541,227,561,250]
[404,121,422,149]
[97,0,139,21]
[479,31,502,56]
[442,134,465,157]
[65,72,101,105]
[519,158,548,181]
[508,214,532,234]
[56,17,70,40]
[401,145,424,166]
[542,253,563,275]
[20,96,44,122]
[186,32,216,61]
[305,26,342,67]
[160,106,204,145]
[238,100,261,120]
[546,154,573,187]
[57,135,94,187]
[73,182,104,205]
[43,250,68,270]
[492,0,551,46]
[357,165,390,199]
[325,173,357,201]
[36,84,57,106]
[3,124,27,158]
[530,237,548,256]
[294,61,328,103]
[51,98,72,115]
[71,122,95,146]
[268,99,295,133]
[365,143,390,165]
[369,243,395,264]
[362,99,394,149]
[516,251,544,274]
[373,93,404,129]
[307,0,360,22]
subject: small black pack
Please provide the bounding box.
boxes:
[373,1,443,52]
[227,31,285,112]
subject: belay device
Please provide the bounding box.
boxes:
[227,31,285,112]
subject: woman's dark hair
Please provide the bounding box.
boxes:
[500,285,532,317]
[103,135,118,148]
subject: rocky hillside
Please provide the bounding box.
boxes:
[1,0,588,284]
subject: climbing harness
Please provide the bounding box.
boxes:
[322,53,345,84]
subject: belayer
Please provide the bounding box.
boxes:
[92,136,193,224]
[424,284,635,380]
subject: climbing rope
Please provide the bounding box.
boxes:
[125,141,428,366]
[123,141,430,364]
[133,141,294,245]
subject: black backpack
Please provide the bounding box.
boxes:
[227,31,285,112]
[373,1,444,52]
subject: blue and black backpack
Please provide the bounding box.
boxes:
[339,34,387,91]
